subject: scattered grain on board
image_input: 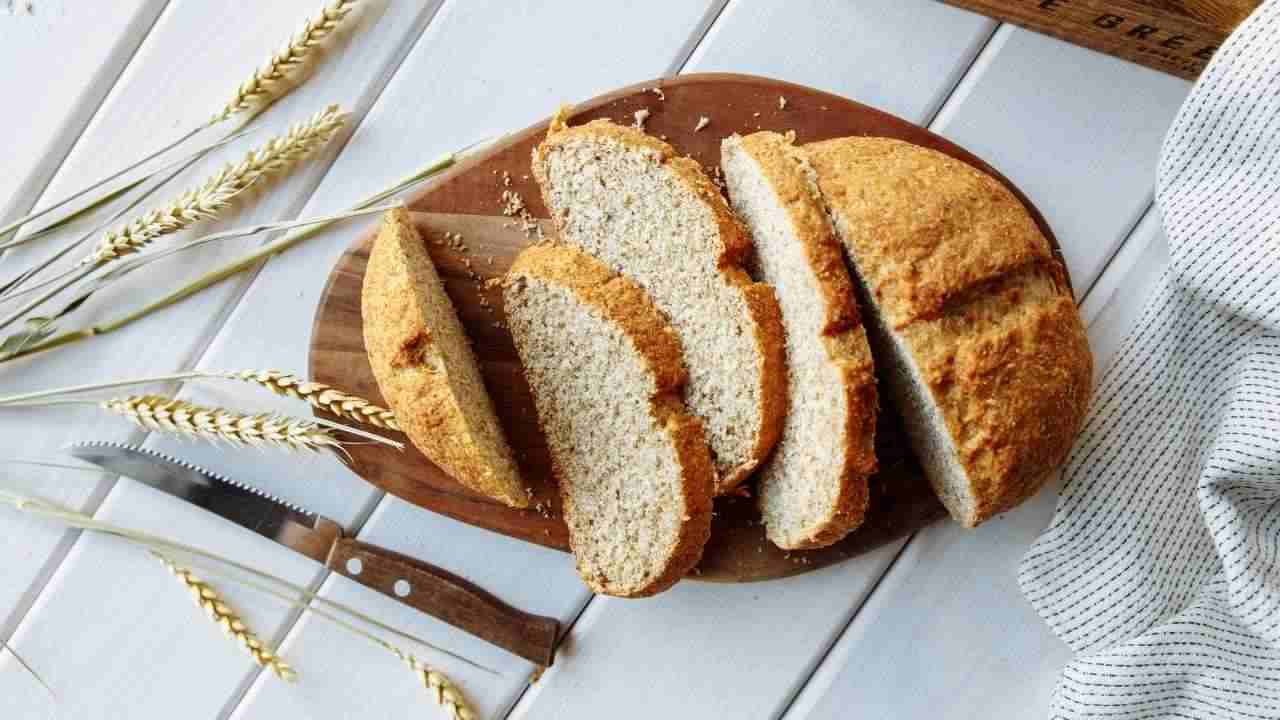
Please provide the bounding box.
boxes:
[500,189,543,239]
[694,116,710,132]
[647,87,665,101]
[778,96,788,109]
[632,108,650,130]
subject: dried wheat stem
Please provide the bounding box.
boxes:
[0,490,486,673]
[387,645,476,720]
[227,370,398,430]
[211,0,359,124]
[86,105,347,265]
[102,394,343,454]
[152,552,296,682]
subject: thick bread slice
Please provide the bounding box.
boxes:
[504,243,714,597]
[362,208,529,508]
[805,137,1092,527]
[720,132,878,549]
[532,110,785,494]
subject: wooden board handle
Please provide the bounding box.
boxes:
[326,537,559,666]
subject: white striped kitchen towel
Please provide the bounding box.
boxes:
[1018,2,1280,718]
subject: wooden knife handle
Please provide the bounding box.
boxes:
[326,537,559,666]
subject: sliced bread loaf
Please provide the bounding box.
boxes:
[720,132,878,549]
[532,110,785,494]
[503,243,714,597]
[804,137,1092,527]
[362,208,530,508]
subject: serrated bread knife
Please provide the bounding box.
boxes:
[68,441,559,666]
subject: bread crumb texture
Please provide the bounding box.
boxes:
[532,109,785,494]
[504,243,713,597]
[722,131,877,549]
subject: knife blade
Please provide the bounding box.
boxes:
[68,441,559,666]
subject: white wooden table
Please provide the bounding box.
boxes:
[0,1,1191,718]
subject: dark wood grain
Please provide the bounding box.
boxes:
[309,73,1066,582]
[327,537,560,666]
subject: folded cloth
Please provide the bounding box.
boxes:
[1018,2,1280,718]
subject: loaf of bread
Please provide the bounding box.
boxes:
[721,132,878,549]
[362,208,530,508]
[504,243,714,597]
[532,109,785,494]
[804,137,1092,527]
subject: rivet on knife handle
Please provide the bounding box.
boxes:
[326,537,560,666]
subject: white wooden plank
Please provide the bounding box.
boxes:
[167,1,728,718]
[0,1,451,717]
[0,0,167,229]
[684,0,996,124]
[1079,209,1171,369]
[511,544,905,720]
[783,207,1176,720]
[932,25,1188,298]
[8,478,324,719]
[0,647,56,720]
[231,500,583,720]
[0,0,443,615]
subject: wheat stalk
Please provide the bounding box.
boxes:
[386,646,476,720]
[153,552,296,681]
[0,142,491,364]
[3,490,486,714]
[211,0,359,124]
[101,394,343,454]
[228,370,398,430]
[86,105,347,265]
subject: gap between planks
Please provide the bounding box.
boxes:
[0,0,448,713]
[0,0,172,270]
[773,33,1173,720]
[494,2,734,716]
[0,0,177,641]
[766,21,1010,720]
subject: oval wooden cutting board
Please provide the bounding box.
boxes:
[310,73,1064,582]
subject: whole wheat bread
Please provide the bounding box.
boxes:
[504,243,714,597]
[362,208,530,508]
[804,137,1092,527]
[532,109,785,494]
[721,132,878,549]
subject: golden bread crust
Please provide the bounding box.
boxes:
[804,137,1091,527]
[532,110,786,495]
[505,243,713,596]
[805,137,1055,329]
[362,208,529,508]
[730,131,879,547]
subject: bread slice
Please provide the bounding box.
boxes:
[503,243,714,597]
[720,132,878,549]
[804,137,1093,527]
[362,208,529,508]
[532,109,785,494]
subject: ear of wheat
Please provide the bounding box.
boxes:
[102,395,343,454]
[227,370,398,430]
[153,552,296,682]
[86,105,347,265]
[211,0,359,125]
[386,645,476,720]
[3,490,485,714]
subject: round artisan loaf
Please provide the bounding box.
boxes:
[804,137,1093,527]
